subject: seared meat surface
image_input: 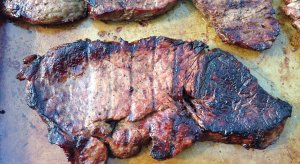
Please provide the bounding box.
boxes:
[184,49,292,149]
[2,0,87,24]
[87,0,178,21]
[193,0,280,51]
[282,0,300,31]
[1,0,178,23]
[107,107,202,160]
[17,37,292,163]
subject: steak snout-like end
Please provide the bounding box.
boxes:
[184,49,292,149]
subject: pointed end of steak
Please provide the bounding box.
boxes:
[16,55,42,81]
[184,48,292,149]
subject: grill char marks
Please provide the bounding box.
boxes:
[282,0,300,31]
[2,0,87,24]
[107,107,202,160]
[17,37,207,163]
[17,37,292,163]
[184,49,292,149]
[87,0,178,21]
[193,0,280,51]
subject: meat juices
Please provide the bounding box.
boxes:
[17,37,292,163]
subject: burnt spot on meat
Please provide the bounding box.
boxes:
[184,49,292,149]
[23,54,38,65]
[17,37,292,163]
[16,55,42,81]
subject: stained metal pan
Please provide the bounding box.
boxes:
[0,1,299,163]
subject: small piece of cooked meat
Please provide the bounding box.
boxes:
[2,0,87,24]
[282,0,300,31]
[17,37,292,163]
[86,0,178,21]
[193,0,280,51]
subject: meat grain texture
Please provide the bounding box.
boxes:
[2,0,87,24]
[17,37,292,163]
[87,0,178,21]
[282,0,300,31]
[193,0,280,51]
[1,0,178,23]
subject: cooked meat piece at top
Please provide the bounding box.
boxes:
[17,37,292,163]
[282,0,300,31]
[2,0,87,24]
[193,0,280,51]
[86,0,178,21]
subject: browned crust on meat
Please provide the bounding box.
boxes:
[193,0,280,51]
[17,37,292,162]
[281,0,300,31]
[87,0,178,21]
[2,0,87,24]
[200,120,286,149]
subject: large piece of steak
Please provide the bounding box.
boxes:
[87,0,178,21]
[193,0,280,51]
[2,0,87,24]
[17,37,292,163]
[282,0,300,31]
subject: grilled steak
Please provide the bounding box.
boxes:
[2,0,87,24]
[282,0,300,31]
[193,0,280,51]
[2,0,178,23]
[17,37,292,163]
[87,0,178,21]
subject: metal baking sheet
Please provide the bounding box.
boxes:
[0,1,299,163]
